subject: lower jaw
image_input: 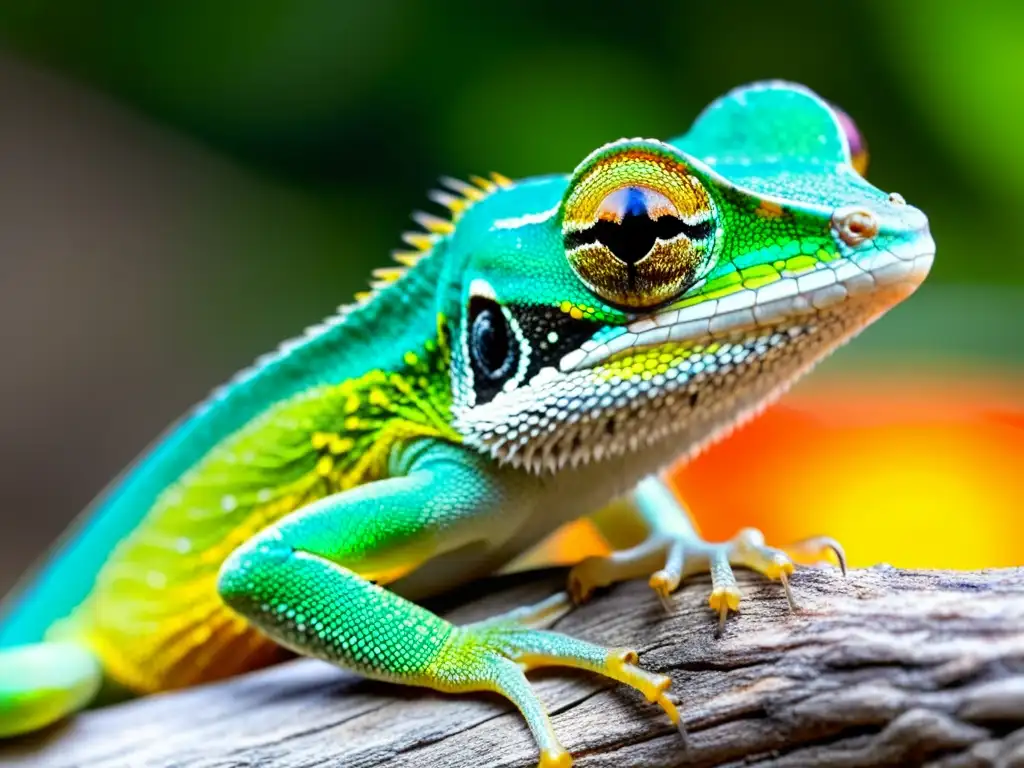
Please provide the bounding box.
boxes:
[575,280,930,470]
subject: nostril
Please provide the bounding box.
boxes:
[833,208,878,246]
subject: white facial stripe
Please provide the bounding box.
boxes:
[469,278,498,300]
[493,204,559,230]
[499,305,532,393]
[559,246,935,373]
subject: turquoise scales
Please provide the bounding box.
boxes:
[7,308,460,693]
[0,82,933,768]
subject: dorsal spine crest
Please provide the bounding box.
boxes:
[355,172,513,306]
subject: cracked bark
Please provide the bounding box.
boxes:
[5,566,1024,768]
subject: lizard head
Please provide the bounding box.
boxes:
[445,81,934,473]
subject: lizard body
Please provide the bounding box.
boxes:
[0,82,933,767]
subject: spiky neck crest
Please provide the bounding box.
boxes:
[352,172,513,307]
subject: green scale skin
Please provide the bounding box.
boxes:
[0,82,934,767]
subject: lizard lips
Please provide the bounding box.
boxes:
[559,237,934,374]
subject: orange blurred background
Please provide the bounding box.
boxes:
[526,375,1022,571]
[675,378,1022,569]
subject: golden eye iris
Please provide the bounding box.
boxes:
[562,144,716,310]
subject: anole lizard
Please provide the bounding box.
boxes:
[0,81,933,767]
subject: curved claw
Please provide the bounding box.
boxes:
[709,585,740,636]
[716,602,729,636]
[779,569,798,613]
[787,535,847,575]
[826,538,848,576]
[677,718,690,750]
[649,571,676,613]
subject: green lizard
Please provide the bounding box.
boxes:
[0,81,933,767]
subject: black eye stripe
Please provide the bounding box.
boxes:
[565,214,713,266]
[510,305,596,383]
[464,300,597,408]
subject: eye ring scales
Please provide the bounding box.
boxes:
[561,141,718,311]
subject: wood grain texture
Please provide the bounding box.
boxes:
[5,566,1024,768]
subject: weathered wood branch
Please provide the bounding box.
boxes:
[6,566,1024,767]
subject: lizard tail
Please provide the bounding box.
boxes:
[0,641,102,738]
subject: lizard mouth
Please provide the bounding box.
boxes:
[457,234,934,474]
[558,239,935,374]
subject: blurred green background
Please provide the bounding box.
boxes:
[2,0,1022,353]
[0,1,1020,592]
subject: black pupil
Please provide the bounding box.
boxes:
[471,302,515,381]
[592,212,685,265]
[564,188,712,266]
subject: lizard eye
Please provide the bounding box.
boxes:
[561,141,717,310]
[469,297,517,382]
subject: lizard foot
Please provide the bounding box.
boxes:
[451,595,682,767]
[568,528,845,632]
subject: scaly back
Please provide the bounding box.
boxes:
[0,243,448,649]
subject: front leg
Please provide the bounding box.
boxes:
[218,440,678,768]
[570,475,845,629]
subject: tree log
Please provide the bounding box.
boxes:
[5,566,1024,767]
